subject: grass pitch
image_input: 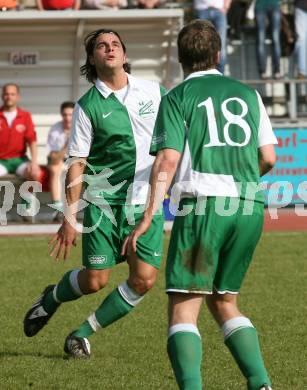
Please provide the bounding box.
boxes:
[0,232,306,390]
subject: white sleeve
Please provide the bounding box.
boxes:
[68,103,93,157]
[256,91,278,147]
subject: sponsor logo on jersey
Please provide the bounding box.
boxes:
[138,100,155,117]
[16,124,26,132]
[88,255,107,265]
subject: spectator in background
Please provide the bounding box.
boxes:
[47,101,74,221]
[127,0,166,8]
[136,0,166,8]
[193,0,232,73]
[83,0,126,9]
[36,0,80,10]
[0,0,18,10]
[255,0,282,79]
[294,0,307,79]
[0,83,40,217]
[228,0,250,42]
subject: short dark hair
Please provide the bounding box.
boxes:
[80,29,130,83]
[2,83,20,93]
[60,101,75,112]
[177,20,221,72]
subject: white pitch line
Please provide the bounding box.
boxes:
[1,222,304,236]
[0,221,174,235]
[0,223,83,235]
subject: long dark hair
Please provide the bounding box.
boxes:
[80,29,131,84]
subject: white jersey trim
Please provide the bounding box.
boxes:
[124,76,161,204]
[191,171,239,197]
[172,134,239,199]
[68,103,93,157]
[185,69,222,80]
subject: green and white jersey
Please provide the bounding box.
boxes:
[68,74,166,205]
[150,70,278,202]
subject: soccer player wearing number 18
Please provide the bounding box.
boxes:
[123,20,277,389]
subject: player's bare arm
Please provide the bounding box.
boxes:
[49,158,86,261]
[258,144,276,176]
[122,148,181,255]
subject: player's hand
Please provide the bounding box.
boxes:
[48,218,77,261]
[121,216,152,256]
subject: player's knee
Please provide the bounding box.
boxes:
[206,294,236,315]
[80,270,109,294]
[129,275,156,295]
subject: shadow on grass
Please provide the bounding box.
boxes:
[0,351,65,360]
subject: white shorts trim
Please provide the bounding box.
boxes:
[167,288,240,295]
[166,288,212,295]
[215,290,239,295]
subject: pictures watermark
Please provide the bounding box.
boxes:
[0,158,306,229]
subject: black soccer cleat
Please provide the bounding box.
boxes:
[64,331,91,359]
[23,284,59,337]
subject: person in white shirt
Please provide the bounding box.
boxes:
[47,101,74,219]
[193,0,232,73]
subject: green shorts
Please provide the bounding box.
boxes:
[82,203,164,270]
[0,157,29,174]
[166,197,264,294]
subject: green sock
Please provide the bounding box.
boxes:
[73,285,137,339]
[73,321,94,339]
[95,287,134,327]
[42,270,82,315]
[167,331,202,390]
[225,327,271,390]
[43,289,60,315]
